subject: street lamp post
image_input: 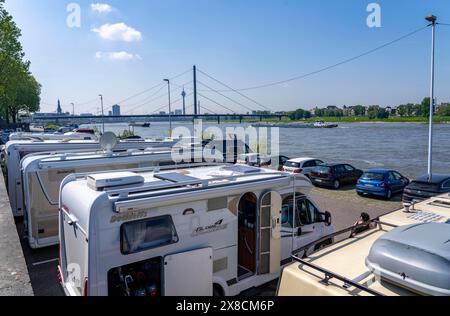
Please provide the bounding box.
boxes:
[163,79,172,137]
[98,94,105,134]
[426,15,437,181]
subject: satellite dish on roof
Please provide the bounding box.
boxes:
[100,132,118,152]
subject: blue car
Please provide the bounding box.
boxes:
[356,169,409,199]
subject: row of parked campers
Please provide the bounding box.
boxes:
[58,165,334,296]
[277,193,450,296]
[1,133,337,296]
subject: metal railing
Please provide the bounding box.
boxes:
[290,218,399,296]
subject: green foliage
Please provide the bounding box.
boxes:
[119,129,134,139]
[367,106,389,119]
[288,108,311,120]
[437,104,450,116]
[421,97,430,117]
[0,1,41,123]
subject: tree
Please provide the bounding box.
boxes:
[437,105,450,116]
[421,97,431,117]
[352,105,366,116]
[0,0,40,123]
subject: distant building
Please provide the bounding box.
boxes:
[112,104,121,116]
[174,109,183,115]
[57,99,62,114]
[80,113,94,116]
[326,105,339,110]
[108,111,113,116]
[159,111,166,115]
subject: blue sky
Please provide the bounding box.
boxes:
[5,0,450,114]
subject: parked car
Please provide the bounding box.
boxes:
[310,163,363,189]
[276,155,290,171]
[403,174,450,204]
[356,169,409,199]
[282,158,324,177]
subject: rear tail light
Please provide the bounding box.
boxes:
[83,278,89,296]
[280,166,285,171]
[293,169,303,174]
[327,172,333,178]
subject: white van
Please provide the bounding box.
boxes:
[4,138,178,216]
[58,164,334,296]
[21,149,183,249]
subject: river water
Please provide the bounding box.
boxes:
[84,122,450,179]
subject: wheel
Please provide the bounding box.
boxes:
[357,191,364,197]
[385,190,392,200]
[213,284,224,297]
[333,180,340,190]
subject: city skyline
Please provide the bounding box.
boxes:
[6,0,450,115]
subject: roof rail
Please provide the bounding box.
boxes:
[59,163,296,202]
[290,217,399,297]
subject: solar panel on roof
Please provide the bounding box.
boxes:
[154,172,202,183]
[222,165,262,174]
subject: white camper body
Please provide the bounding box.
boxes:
[8,132,98,141]
[5,138,177,216]
[58,165,334,296]
[22,150,182,249]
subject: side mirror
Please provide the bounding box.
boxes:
[324,211,332,226]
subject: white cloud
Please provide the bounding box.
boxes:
[95,51,142,61]
[91,3,114,14]
[91,23,142,42]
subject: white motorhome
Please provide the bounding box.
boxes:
[4,138,178,216]
[58,164,334,296]
[21,150,184,249]
[8,132,98,141]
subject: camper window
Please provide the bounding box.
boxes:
[121,216,179,255]
[207,197,228,212]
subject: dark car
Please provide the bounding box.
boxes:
[310,163,364,189]
[356,169,409,199]
[403,174,450,204]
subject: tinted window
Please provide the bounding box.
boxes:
[315,160,324,165]
[344,165,355,172]
[409,181,440,191]
[335,165,346,173]
[285,161,300,168]
[315,166,331,173]
[297,199,312,225]
[121,216,179,255]
[281,204,295,228]
[361,172,384,181]
[282,199,302,227]
[280,156,289,165]
[306,200,320,223]
[393,172,403,180]
[388,172,396,181]
[442,180,450,189]
[303,160,315,168]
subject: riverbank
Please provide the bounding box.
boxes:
[225,116,450,124]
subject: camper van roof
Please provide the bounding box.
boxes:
[6,137,178,149]
[61,165,311,230]
[21,149,173,171]
[277,193,450,296]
